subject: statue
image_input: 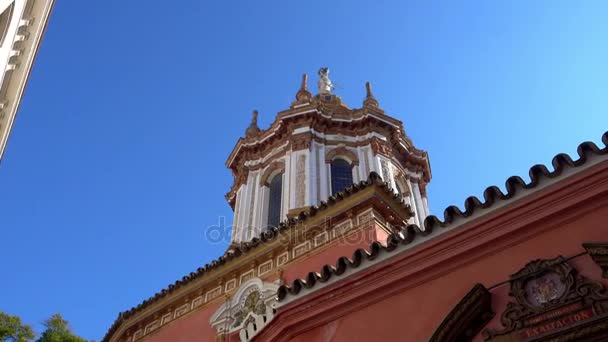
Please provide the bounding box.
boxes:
[317,67,334,94]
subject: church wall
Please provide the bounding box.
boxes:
[281,190,608,342]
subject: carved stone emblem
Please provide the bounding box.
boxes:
[525,272,565,307]
[483,256,608,341]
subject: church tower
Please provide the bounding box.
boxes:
[226,68,431,243]
[103,70,434,342]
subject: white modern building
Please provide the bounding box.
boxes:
[0,0,54,163]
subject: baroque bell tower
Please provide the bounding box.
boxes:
[225,68,431,243]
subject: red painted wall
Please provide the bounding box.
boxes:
[286,198,608,342]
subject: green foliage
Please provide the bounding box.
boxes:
[0,312,35,342]
[0,312,91,342]
[35,314,90,342]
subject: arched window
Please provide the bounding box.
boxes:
[331,159,353,195]
[267,173,283,229]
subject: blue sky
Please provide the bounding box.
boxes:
[1,0,607,339]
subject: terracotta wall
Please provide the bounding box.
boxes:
[287,199,608,342]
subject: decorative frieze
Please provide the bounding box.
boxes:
[277,252,289,267]
[192,295,204,308]
[314,231,329,247]
[174,303,189,318]
[334,219,353,236]
[144,320,160,335]
[132,329,143,341]
[291,132,313,151]
[225,122,431,209]
[206,286,223,302]
[225,278,237,292]
[161,312,172,325]
[258,260,273,276]
[371,137,392,157]
[293,241,311,258]
[357,209,374,226]
[240,270,255,284]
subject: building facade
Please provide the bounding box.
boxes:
[0,0,54,162]
[103,70,608,342]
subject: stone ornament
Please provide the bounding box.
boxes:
[483,256,608,341]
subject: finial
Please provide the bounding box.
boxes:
[294,73,312,104]
[301,73,308,91]
[363,81,379,108]
[245,110,261,138]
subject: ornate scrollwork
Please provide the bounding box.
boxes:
[483,256,608,341]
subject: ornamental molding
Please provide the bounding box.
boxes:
[226,130,430,208]
[325,146,359,166]
[259,160,285,187]
[226,108,427,172]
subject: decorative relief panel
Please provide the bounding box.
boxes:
[293,241,311,258]
[380,160,390,182]
[296,154,306,208]
[191,296,204,308]
[240,270,255,285]
[206,286,222,302]
[277,252,289,267]
[132,330,143,341]
[247,175,257,235]
[258,260,273,276]
[290,132,312,151]
[225,278,237,292]
[210,278,280,335]
[144,320,160,334]
[334,219,353,236]
[371,137,392,157]
[174,303,189,318]
[357,209,374,226]
[314,231,328,247]
[161,312,172,325]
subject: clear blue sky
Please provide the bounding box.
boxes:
[1,1,607,339]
